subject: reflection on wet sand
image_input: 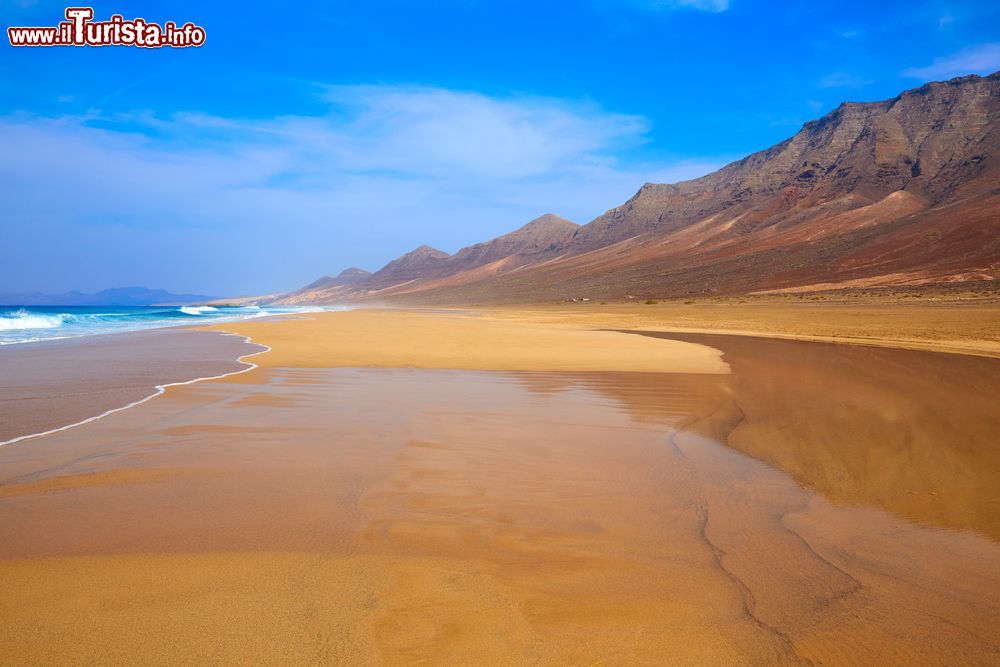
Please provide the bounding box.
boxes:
[0,354,998,664]
[629,331,1000,540]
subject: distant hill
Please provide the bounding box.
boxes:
[0,287,216,306]
[278,213,581,304]
[302,267,372,290]
[278,72,1000,304]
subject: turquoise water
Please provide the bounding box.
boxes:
[0,304,328,345]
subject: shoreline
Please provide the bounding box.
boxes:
[0,304,329,347]
[7,301,993,449]
[4,301,996,452]
[3,308,727,449]
[0,329,270,448]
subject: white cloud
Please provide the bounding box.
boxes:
[317,85,650,179]
[903,43,1000,80]
[0,86,724,294]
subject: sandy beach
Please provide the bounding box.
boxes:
[477,299,1000,358]
[7,3,999,664]
[204,308,730,373]
[1,308,998,665]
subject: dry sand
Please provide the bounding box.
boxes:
[205,308,729,374]
[478,300,1000,357]
[1,308,998,665]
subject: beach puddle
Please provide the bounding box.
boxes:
[0,347,998,664]
[631,332,1000,541]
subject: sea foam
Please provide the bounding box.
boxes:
[179,306,219,315]
[0,309,64,331]
[0,305,333,345]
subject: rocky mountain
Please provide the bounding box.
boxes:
[445,214,579,271]
[568,72,996,252]
[365,245,450,290]
[282,72,999,304]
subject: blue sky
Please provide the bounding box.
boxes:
[2,0,998,295]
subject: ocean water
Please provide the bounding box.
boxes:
[0,304,329,345]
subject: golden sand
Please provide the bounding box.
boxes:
[1,310,999,665]
[479,301,1000,357]
[205,309,729,374]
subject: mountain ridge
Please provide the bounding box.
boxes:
[280,72,999,305]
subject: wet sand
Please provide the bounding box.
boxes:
[0,314,998,664]
[0,329,265,444]
[631,331,1000,540]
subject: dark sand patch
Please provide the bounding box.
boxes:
[628,331,1000,540]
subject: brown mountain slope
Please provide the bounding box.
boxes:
[365,245,450,290]
[566,73,997,253]
[446,214,578,272]
[285,72,1000,304]
[281,214,579,303]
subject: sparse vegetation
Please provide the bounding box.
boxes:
[645,299,658,305]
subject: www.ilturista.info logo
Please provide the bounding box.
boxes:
[8,7,206,48]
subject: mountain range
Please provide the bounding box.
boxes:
[277,72,1000,305]
[0,287,215,306]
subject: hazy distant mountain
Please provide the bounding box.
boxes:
[301,267,372,291]
[0,287,215,306]
[279,214,580,304]
[281,72,999,304]
[275,268,374,304]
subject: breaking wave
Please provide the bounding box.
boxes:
[0,304,337,344]
[0,309,65,331]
